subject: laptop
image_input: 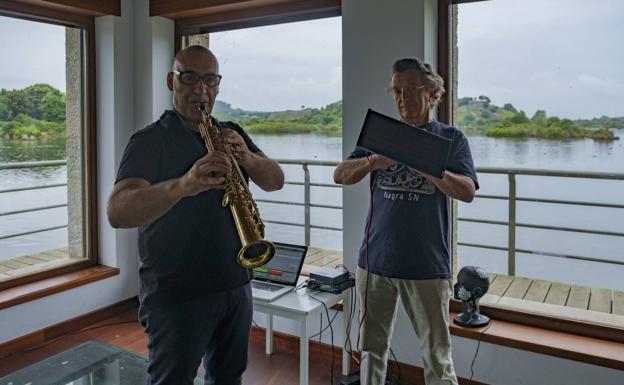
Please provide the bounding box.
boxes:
[251,242,308,302]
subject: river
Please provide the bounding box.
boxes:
[1,129,623,290]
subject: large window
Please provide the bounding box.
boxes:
[0,14,97,289]
[451,0,624,327]
[182,17,343,257]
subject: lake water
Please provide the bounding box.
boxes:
[1,129,623,290]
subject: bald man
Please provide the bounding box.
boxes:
[107,45,284,385]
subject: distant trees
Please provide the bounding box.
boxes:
[503,103,517,113]
[456,94,618,140]
[1,84,65,122]
[0,84,66,139]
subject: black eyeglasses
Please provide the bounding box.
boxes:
[173,70,222,87]
[386,85,427,97]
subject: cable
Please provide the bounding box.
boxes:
[308,308,338,339]
[467,324,491,385]
[252,319,259,328]
[308,290,335,385]
[389,347,402,384]
[356,155,375,363]
[334,264,358,364]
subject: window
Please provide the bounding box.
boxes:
[0,13,97,290]
[180,17,343,267]
[449,0,624,328]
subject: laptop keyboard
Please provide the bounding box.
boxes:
[252,281,284,292]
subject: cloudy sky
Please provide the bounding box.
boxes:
[1,0,622,119]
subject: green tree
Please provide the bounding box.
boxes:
[503,103,517,113]
[0,90,9,120]
[510,111,529,124]
[478,95,491,108]
[458,97,473,107]
[42,92,66,122]
[531,110,547,123]
[5,84,64,120]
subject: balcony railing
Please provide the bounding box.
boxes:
[2,160,623,277]
[0,160,68,240]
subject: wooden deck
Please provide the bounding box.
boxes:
[0,247,72,281]
[0,246,343,281]
[303,246,343,272]
[486,273,624,316]
[3,246,622,324]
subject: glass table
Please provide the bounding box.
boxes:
[0,340,202,385]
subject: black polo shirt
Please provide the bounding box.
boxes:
[115,110,261,308]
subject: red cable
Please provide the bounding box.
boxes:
[356,155,375,359]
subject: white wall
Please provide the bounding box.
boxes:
[340,1,621,384]
[0,0,173,345]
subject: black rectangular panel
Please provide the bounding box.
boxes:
[356,109,452,179]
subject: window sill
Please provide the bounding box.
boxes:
[449,311,624,370]
[0,265,120,310]
[316,295,624,370]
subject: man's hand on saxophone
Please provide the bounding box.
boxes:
[219,128,251,164]
[179,151,231,197]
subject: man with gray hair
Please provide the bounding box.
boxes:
[334,58,479,385]
[107,45,284,385]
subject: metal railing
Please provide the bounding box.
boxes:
[2,160,623,276]
[460,167,624,275]
[0,160,68,240]
[256,159,342,246]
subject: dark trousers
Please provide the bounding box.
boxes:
[139,284,252,385]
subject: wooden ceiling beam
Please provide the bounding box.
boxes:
[176,0,340,30]
[151,0,254,18]
[43,0,121,16]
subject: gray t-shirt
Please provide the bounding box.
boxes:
[115,110,261,308]
[350,120,479,280]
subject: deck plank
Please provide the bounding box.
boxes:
[544,282,571,306]
[567,285,591,310]
[505,277,532,299]
[488,274,513,296]
[0,259,30,269]
[32,251,64,261]
[523,279,551,302]
[588,288,612,314]
[613,291,624,316]
[13,256,46,265]
[41,249,69,259]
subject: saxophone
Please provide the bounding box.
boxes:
[197,103,275,269]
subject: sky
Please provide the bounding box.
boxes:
[1,0,622,119]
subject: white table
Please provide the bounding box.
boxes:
[252,278,352,385]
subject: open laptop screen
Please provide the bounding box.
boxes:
[251,242,307,286]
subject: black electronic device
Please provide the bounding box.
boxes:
[453,266,490,327]
[356,109,452,179]
[308,267,352,294]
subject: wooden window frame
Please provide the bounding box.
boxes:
[171,0,341,52]
[0,4,99,291]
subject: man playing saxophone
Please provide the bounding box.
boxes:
[107,45,284,385]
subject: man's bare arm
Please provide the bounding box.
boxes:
[107,151,231,228]
[334,155,396,185]
[240,151,284,192]
[425,170,476,203]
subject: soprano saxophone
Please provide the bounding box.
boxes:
[197,103,275,269]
